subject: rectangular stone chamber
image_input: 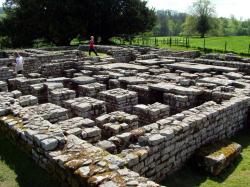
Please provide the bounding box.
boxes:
[1,47,250,186]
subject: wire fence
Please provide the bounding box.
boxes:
[113,37,190,48]
[112,36,250,56]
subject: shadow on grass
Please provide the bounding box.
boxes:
[162,129,250,187]
[0,134,59,187]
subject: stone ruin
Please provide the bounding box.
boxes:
[0,45,250,186]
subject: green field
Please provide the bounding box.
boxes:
[162,129,250,187]
[114,36,250,55]
[0,134,59,187]
[157,36,250,54]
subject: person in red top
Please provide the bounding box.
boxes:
[89,36,98,56]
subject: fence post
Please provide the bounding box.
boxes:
[224,41,227,53]
[170,37,172,47]
[248,44,250,54]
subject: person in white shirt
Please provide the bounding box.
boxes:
[14,52,24,74]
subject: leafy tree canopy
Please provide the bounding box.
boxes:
[191,0,215,38]
[0,0,156,47]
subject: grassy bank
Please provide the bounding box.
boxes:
[162,129,250,187]
[0,134,59,187]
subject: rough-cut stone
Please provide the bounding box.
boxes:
[64,97,106,119]
[99,88,138,113]
[71,76,96,85]
[134,103,170,125]
[78,83,106,98]
[41,138,58,151]
[0,81,8,92]
[96,111,139,138]
[18,95,38,107]
[196,140,242,176]
[24,103,69,123]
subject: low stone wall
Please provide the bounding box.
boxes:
[100,97,250,181]
[0,66,15,81]
[39,61,75,77]
[134,102,170,126]
[1,52,77,77]
[0,114,159,187]
[79,45,136,63]
[195,58,250,74]
[0,81,8,92]
[168,50,201,59]
[8,77,46,94]
[124,96,250,181]
[202,53,250,63]
[99,88,138,113]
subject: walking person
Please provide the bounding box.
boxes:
[89,36,98,56]
[14,52,24,74]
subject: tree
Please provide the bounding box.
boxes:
[152,10,187,36]
[1,0,86,47]
[1,0,156,47]
[191,0,215,38]
[182,16,198,36]
[208,17,224,36]
[158,11,169,36]
[85,0,156,42]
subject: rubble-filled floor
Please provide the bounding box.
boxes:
[0,46,250,186]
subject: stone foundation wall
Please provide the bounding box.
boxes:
[0,81,8,92]
[1,53,76,77]
[0,66,15,81]
[78,45,136,63]
[39,61,75,77]
[1,46,250,186]
[195,58,250,74]
[0,115,158,187]
[119,97,250,181]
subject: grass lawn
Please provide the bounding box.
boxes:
[162,129,250,187]
[188,36,250,54]
[115,36,250,55]
[0,134,59,187]
[153,36,250,54]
